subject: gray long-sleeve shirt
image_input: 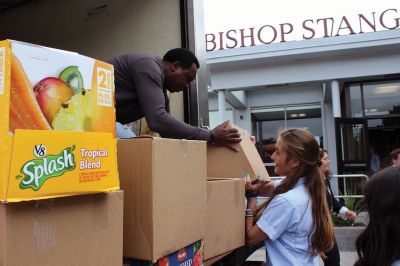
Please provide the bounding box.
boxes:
[107,53,210,140]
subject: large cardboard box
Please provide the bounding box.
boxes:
[207,122,269,181]
[117,137,207,262]
[204,178,245,260]
[0,190,124,266]
[0,40,119,202]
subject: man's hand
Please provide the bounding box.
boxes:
[211,120,241,146]
[345,210,357,223]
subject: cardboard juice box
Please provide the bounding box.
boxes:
[0,40,119,202]
[124,240,204,266]
[0,40,115,134]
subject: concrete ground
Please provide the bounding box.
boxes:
[245,248,358,266]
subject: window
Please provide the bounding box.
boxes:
[348,84,362,117]
[364,81,400,117]
[347,80,400,118]
[252,104,322,175]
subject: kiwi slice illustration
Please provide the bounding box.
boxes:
[59,66,84,94]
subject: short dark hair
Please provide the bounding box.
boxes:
[355,166,400,265]
[391,148,400,160]
[163,48,200,69]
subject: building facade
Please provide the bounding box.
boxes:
[207,29,400,179]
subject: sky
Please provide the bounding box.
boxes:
[203,0,399,47]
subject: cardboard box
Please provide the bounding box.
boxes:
[207,122,269,181]
[0,40,119,202]
[204,178,245,260]
[124,240,204,266]
[0,190,123,266]
[0,40,115,135]
[117,137,207,261]
[204,250,233,266]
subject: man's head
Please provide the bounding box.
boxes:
[162,48,200,92]
[391,148,400,166]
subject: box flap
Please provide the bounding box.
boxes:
[9,40,116,136]
[0,40,12,201]
[135,135,156,139]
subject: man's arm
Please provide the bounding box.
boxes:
[134,58,210,140]
[133,58,241,144]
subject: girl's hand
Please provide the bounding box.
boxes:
[244,174,271,195]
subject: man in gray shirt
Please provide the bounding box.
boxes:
[108,48,240,145]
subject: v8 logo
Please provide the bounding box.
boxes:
[33,144,47,158]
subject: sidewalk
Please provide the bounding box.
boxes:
[246,247,358,266]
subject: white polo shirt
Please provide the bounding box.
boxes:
[256,178,318,266]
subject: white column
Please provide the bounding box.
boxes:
[331,80,341,118]
[218,90,226,122]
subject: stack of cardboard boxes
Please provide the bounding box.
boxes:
[0,40,122,265]
[204,123,269,264]
[1,40,270,266]
[117,122,269,265]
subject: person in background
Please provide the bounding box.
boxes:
[390,148,400,167]
[369,146,381,174]
[108,48,241,145]
[354,166,400,266]
[319,149,357,266]
[244,128,334,265]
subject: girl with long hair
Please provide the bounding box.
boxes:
[354,166,400,266]
[319,149,357,266]
[245,128,334,265]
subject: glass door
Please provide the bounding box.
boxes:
[334,118,368,174]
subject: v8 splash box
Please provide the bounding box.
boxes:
[1,130,119,202]
[0,40,115,135]
[0,40,119,202]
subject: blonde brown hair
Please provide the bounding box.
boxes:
[319,148,332,180]
[255,128,334,256]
